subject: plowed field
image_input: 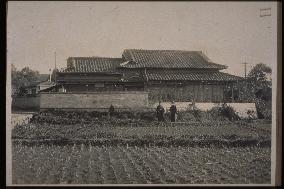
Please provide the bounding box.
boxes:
[12,144,270,184]
[11,112,271,185]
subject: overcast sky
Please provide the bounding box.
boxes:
[7,1,278,76]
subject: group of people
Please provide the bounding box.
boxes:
[156,101,177,122]
[108,101,178,122]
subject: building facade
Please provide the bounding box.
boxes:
[56,49,243,104]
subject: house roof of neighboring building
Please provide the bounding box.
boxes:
[39,81,56,86]
[145,70,243,81]
[25,80,55,88]
[37,74,50,82]
[60,57,124,73]
[24,81,41,88]
[24,74,50,88]
[39,81,56,92]
[121,49,227,70]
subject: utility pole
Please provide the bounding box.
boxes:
[54,51,57,83]
[49,69,51,82]
[242,62,249,78]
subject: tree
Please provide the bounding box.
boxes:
[11,64,18,87]
[11,65,40,96]
[247,63,271,89]
[247,63,272,99]
[246,63,272,119]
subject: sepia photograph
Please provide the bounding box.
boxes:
[6,1,280,186]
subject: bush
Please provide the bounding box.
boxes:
[139,112,156,121]
[209,104,239,121]
[177,109,203,122]
[178,111,196,122]
[115,111,136,119]
[191,109,202,120]
[255,99,272,120]
[31,110,160,125]
[32,106,245,125]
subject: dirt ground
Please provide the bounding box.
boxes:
[11,113,35,128]
[12,145,271,184]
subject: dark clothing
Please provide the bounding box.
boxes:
[109,105,115,116]
[156,104,165,122]
[169,105,177,122]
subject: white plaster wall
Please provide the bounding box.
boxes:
[152,102,257,118]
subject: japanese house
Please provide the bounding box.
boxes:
[56,49,243,104]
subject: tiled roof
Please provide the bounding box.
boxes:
[61,57,124,73]
[122,49,227,69]
[145,70,243,81]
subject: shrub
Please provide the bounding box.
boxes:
[209,106,221,119]
[178,111,196,122]
[255,99,272,120]
[191,109,202,120]
[177,108,203,122]
[139,112,156,121]
[209,104,239,121]
[115,111,136,119]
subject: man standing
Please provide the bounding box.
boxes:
[109,104,115,117]
[156,101,165,122]
[169,101,177,122]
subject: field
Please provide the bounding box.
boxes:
[13,145,270,184]
[12,111,272,184]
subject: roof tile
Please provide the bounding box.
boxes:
[122,49,227,69]
[60,57,123,73]
[146,70,242,81]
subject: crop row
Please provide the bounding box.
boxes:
[12,144,271,184]
[28,108,250,126]
[12,121,271,141]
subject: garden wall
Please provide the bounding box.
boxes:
[148,83,225,103]
[13,92,256,118]
[151,102,257,118]
[40,92,149,111]
[12,96,40,111]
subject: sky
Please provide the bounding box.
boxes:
[7,1,278,76]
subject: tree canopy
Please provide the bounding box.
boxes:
[247,63,272,119]
[247,63,272,84]
[11,65,40,95]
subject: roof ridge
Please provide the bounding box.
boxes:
[69,56,123,59]
[122,49,227,70]
[124,49,202,53]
